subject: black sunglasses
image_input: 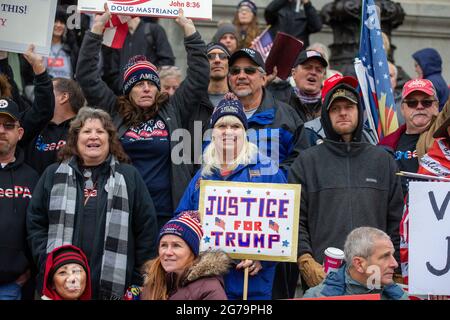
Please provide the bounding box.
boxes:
[403,99,436,109]
[207,52,228,61]
[229,66,260,76]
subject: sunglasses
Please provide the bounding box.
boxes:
[0,122,19,130]
[402,99,436,109]
[229,66,260,76]
[207,52,228,61]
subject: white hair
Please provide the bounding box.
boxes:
[344,227,391,263]
[201,115,258,177]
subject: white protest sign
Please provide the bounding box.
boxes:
[0,0,57,55]
[198,180,301,262]
[78,0,212,20]
[409,181,450,296]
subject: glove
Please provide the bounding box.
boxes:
[298,253,326,288]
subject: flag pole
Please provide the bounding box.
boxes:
[354,57,379,143]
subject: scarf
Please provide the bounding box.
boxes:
[47,156,130,300]
[293,87,321,104]
[418,138,450,177]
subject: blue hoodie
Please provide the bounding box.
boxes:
[176,157,287,300]
[412,48,449,110]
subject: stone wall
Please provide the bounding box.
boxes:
[160,0,450,83]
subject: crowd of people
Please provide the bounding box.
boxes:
[0,0,449,301]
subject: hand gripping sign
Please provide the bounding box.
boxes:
[78,0,212,20]
[198,180,301,262]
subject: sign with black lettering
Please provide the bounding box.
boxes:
[0,0,57,55]
[78,0,212,20]
[198,180,301,262]
[409,181,450,295]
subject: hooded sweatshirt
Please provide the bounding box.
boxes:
[41,245,92,300]
[0,148,39,284]
[412,48,449,111]
[288,83,404,264]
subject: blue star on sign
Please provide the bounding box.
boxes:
[246,190,251,195]
[204,236,210,243]
[282,240,289,247]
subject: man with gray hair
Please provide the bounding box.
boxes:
[304,227,408,300]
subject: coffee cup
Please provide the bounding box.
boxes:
[324,247,344,274]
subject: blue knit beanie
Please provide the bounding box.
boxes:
[123,55,160,95]
[210,99,248,129]
[158,211,204,257]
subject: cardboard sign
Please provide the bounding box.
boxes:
[198,180,301,262]
[265,32,304,80]
[0,0,57,55]
[78,0,212,20]
[409,181,450,296]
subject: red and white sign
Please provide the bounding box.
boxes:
[78,0,212,20]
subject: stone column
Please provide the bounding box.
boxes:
[321,0,404,76]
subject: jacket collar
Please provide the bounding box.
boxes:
[320,263,406,300]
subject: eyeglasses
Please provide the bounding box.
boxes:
[229,66,261,76]
[402,99,436,109]
[0,122,19,130]
[207,52,228,61]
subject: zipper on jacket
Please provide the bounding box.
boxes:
[346,143,353,230]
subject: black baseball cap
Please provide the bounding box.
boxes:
[0,98,20,121]
[294,50,328,68]
[229,48,265,71]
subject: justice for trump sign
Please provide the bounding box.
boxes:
[198,180,301,262]
[78,0,212,20]
[409,181,450,296]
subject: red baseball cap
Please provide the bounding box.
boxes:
[321,74,359,103]
[401,79,437,100]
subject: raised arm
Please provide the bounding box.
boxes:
[169,10,209,129]
[75,5,117,114]
[19,45,54,145]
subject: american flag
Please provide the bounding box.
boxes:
[215,217,225,230]
[269,220,279,233]
[355,0,399,141]
[251,27,273,62]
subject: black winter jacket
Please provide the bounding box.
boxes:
[288,83,404,264]
[265,0,322,48]
[0,148,39,284]
[76,31,209,210]
[27,158,158,299]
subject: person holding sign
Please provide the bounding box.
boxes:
[304,227,408,300]
[140,211,231,300]
[75,6,209,231]
[176,99,287,300]
[398,115,450,300]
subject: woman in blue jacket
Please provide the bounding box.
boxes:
[176,99,287,300]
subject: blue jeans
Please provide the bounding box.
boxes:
[0,282,22,300]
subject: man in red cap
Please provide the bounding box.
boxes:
[379,78,450,195]
[288,74,404,291]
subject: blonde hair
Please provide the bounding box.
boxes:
[201,115,258,177]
